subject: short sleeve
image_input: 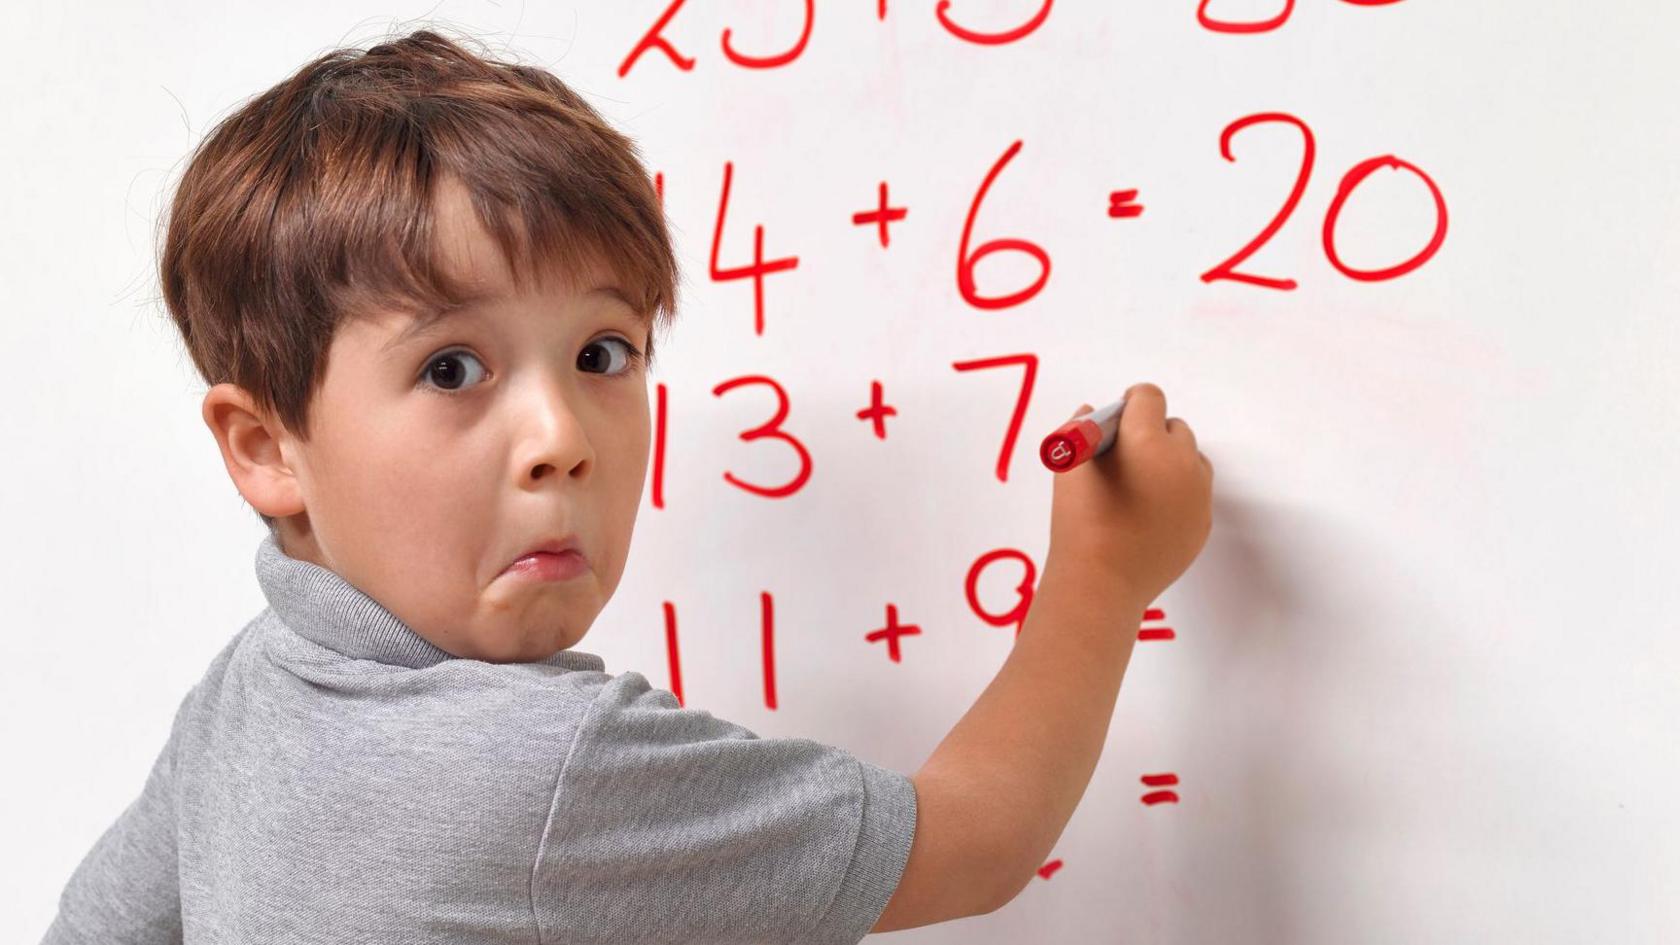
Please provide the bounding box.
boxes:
[533,671,918,945]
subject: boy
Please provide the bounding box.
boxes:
[42,27,1213,944]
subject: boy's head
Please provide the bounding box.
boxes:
[168,28,679,662]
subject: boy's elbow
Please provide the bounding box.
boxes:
[976,810,1046,915]
[981,859,1034,915]
[874,768,1033,931]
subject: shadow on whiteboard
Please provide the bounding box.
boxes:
[1164,490,1433,943]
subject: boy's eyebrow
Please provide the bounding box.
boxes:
[381,284,642,355]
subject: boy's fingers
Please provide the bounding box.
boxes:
[1122,382,1166,435]
[1167,417,1197,449]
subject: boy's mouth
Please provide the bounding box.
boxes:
[501,534,584,576]
[501,550,589,583]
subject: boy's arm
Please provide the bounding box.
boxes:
[40,696,190,945]
[875,554,1147,927]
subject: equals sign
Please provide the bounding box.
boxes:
[1140,773,1180,806]
[1138,608,1174,641]
[1107,188,1144,218]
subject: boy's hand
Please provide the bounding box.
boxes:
[1046,382,1215,606]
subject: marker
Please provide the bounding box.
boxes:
[1039,396,1126,473]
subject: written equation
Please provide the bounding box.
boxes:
[615,2,1438,889]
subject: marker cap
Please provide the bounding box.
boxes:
[1039,418,1102,471]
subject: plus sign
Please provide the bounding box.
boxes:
[851,181,908,248]
[855,380,898,438]
[864,604,922,663]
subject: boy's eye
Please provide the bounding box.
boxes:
[579,336,645,377]
[418,349,489,396]
[417,337,645,397]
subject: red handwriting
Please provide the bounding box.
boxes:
[935,0,1055,45]
[1138,608,1175,641]
[865,604,924,663]
[1202,112,1447,289]
[951,353,1039,482]
[1199,0,1405,34]
[1323,155,1448,281]
[722,0,813,69]
[1140,772,1181,805]
[711,161,799,336]
[1107,188,1145,219]
[965,549,1038,639]
[659,355,1040,500]
[711,375,812,498]
[856,380,898,439]
[852,182,909,248]
[1036,858,1064,880]
[623,22,1434,843]
[652,382,669,509]
[621,0,1402,74]
[659,137,1440,340]
[660,593,781,710]
[619,0,694,77]
[663,602,684,705]
[958,140,1051,310]
[1198,0,1294,34]
[761,592,778,709]
[1202,112,1315,290]
[622,0,1049,78]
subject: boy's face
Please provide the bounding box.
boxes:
[207,177,653,662]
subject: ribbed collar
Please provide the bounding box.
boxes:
[254,522,606,672]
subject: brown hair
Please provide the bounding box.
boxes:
[158,27,680,529]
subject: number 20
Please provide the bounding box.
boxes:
[1200,111,1448,290]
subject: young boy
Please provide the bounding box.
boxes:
[42,27,1213,945]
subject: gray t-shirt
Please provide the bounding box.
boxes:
[41,526,918,944]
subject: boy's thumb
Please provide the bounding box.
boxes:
[1070,403,1093,419]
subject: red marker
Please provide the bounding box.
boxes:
[1039,397,1126,473]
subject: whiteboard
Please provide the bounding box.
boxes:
[6,3,1677,942]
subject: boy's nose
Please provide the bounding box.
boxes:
[516,385,596,483]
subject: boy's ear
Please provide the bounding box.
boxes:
[201,383,307,520]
